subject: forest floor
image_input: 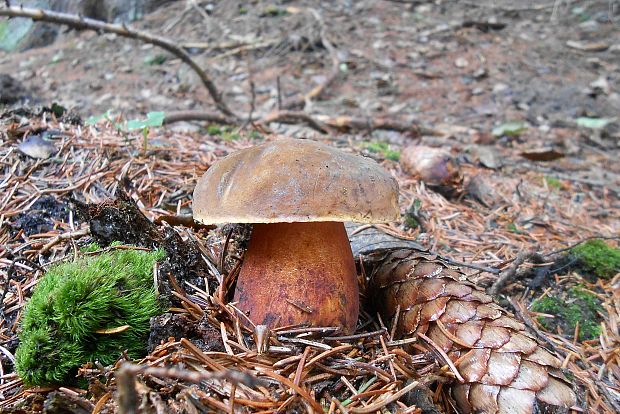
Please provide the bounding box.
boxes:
[1,0,619,413]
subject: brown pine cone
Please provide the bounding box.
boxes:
[367,249,577,414]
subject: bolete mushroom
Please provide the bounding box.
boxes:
[193,138,399,334]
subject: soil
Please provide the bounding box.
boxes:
[1,1,618,130]
[12,195,70,236]
[2,1,619,193]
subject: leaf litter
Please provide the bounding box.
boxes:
[0,110,617,412]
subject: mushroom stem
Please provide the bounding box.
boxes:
[233,221,359,333]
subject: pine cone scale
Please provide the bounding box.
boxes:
[367,250,578,414]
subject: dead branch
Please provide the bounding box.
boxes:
[119,363,260,387]
[260,110,331,134]
[115,366,138,414]
[39,227,90,254]
[163,110,234,125]
[488,248,540,296]
[460,1,556,12]
[319,115,442,136]
[165,108,440,136]
[0,6,238,120]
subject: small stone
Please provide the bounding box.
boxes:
[493,83,509,93]
[18,135,56,159]
[590,77,610,95]
[473,68,487,79]
[455,57,469,68]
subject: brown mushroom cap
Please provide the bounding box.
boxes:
[193,138,400,224]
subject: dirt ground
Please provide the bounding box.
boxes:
[1,0,620,413]
[2,0,620,189]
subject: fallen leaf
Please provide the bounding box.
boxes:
[520,148,565,162]
[475,146,502,169]
[492,121,526,137]
[566,40,609,52]
[17,135,56,159]
[575,117,613,129]
[95,325,130,334]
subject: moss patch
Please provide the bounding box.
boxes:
[544,176,562,190]
[15,248,164,386]
[531,286,603,341]
[363,141,400,161]
[571,239,620,279]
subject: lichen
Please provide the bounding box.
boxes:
[15,248,164,386]
[531,286,603,341]
[571,239,620,279]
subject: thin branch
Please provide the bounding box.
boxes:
[320,115,442,136]
[542,236,620,258]
[0,6,238,120]
[283,8,341,110]
[260,110,331,134]
[488,248,540,296]
[39,227,90,254]
[460,1,557,12]
[163,110,233,125]
[438,256,500,275]
[276,76,283,110]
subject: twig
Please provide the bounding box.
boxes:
[1,255,45,310]
[276,76,283,110]
[488,248,539,297]
[437,256,500,275]
[260,110,331,134]
[39,227,90,254]
[542,236,620,258]
[283,8,341,110]
[241,53,256,130]
[319,115,441,136]
[324,328,388,342]
[120,362,260,387]
[116,365,138,414]
[460,1,557,12]
[0,6,238,120]
[508,297,620,414]
[349,381,419,414]
[163,110,234,125]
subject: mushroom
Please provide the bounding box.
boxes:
[193,138,399,334]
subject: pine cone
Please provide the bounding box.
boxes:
[367,249,577,414]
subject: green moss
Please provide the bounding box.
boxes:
[404,215,419,229]
[261,5,289,17]
[248,130,264,140]
[15,248,164,386]
[80,242,101,253]
[0,21,7,39]
[544,176,562,190]
[531,286,603,340]
[205,125,241,141]
[364,141,400,161]
[206,125,222,136]
[505,222,527,235]
[571,239,620,279]
[144,53,168,66]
